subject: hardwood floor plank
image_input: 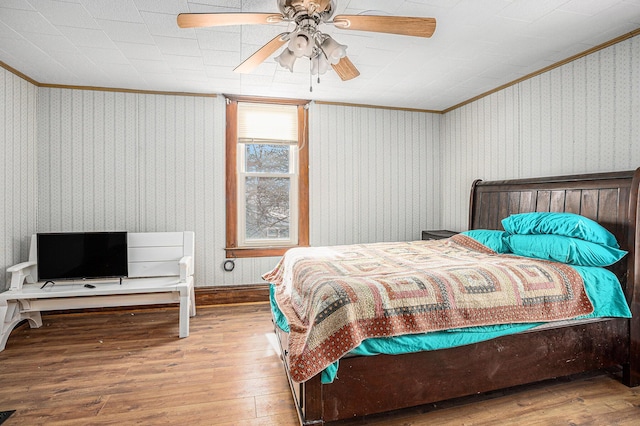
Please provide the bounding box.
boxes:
[98,377,292,414]
[254,390,298,418]
[1,303,639,425]
[216,412,300,426]
[44,397,257,426]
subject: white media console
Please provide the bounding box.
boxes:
[0,231,196,351]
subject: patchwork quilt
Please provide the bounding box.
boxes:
[263,235,593,382]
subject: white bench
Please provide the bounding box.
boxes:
[0,231,196,351]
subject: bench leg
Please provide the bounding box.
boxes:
[19,299,43,328]
[0,300,16,351]
[179,293,190,338]
[189,285,196,317]
[0,300,42,352]
[26,311,43,328]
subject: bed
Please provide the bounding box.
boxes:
[267,168,640,425]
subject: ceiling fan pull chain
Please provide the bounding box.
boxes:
[309,58,313,92]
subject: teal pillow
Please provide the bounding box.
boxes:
[501,212,619,248]
[505,234,627,267]
[461,230,510,253]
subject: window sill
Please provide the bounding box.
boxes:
[225,246,308,258]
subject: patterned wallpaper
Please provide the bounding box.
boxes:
[440,34,640,231]
[37,90,139,232]
[0,68,37,291]
[35,92,441,287]
[310,103,441,246]
[36,91,226,286]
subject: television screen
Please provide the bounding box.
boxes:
[37,232,128,281]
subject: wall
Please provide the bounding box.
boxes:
[310,104,441,246]
[36,92,442,287]
[37,91,227,287]
[13,33,639,288]
[0,67,37,291]
[37,90,139,231]
[440,34,640,231]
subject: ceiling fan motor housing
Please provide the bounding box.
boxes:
[278,0,335,20]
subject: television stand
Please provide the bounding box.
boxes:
[0,232,196,352]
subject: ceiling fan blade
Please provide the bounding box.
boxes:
[331,56,360,81]
[333,15,436,38]
[234,33,289,74]
[177,13,283,28]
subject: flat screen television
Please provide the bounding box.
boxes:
[37,232,128,281]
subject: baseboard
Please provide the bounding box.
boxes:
[195,284,270,306]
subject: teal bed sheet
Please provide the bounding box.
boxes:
[270,265,631,384]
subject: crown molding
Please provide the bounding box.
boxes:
[0,61,216,98]
[441,27,640,114]
[0,61,39,86]
[313,100,443,114]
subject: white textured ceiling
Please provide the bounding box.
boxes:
[1,0,639,111]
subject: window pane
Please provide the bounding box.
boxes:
[245,144,290,173]
[245,177,290,239]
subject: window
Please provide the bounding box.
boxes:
[225,96,309,258]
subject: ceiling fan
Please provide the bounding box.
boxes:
[177,0,436,81]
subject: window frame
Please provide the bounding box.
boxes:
[225,95,309,258]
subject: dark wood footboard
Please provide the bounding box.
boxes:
[275,316,630,424]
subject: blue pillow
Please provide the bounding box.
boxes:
[461,230,510,253]
[505,234,627,267]
[501,212,619,248]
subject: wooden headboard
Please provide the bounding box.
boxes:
[469,168,640,384]
[468,168,640,304]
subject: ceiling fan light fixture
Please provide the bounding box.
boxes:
[320,35,347,65]
[289,31,314,58]
[275,48,297,72]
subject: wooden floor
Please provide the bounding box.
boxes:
[0,303,639,425]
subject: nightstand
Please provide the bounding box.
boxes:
[421,230,459,240]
